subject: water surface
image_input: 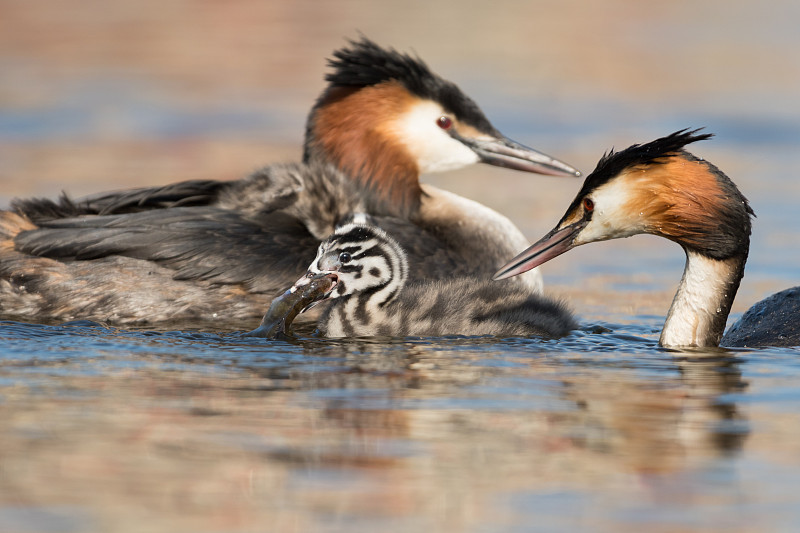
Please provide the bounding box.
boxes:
[2,319,800,532]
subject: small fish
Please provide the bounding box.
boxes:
[246,274,335,338]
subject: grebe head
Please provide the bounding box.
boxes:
[303,37,580,216]
[495,129,754,280]
[293,216,408,309]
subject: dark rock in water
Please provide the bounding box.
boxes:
[723,286,800,347]
[246,275,334,338]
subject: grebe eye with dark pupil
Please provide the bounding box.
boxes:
[437,116,452,130]
[583,198,594,212]
[338,252,352,264]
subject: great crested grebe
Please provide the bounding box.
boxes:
[495,129,800,348]
[0,37,580,325]
[250,216,576,338]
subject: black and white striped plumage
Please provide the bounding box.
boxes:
[304,220,576,338]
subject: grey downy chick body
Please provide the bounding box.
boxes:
[287,219,576,338]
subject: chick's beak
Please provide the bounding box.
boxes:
[493,221,587,280]
[456,132,581,177]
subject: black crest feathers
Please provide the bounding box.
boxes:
[323,37,496,133]
[325,37,435,94]
[583,129,713,191]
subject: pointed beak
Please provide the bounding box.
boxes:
[493,221,587,280]
[457,133,581,177]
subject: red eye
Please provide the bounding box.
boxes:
[583,198,594,212]
[437,116,452,130]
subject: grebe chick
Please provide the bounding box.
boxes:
[495,129,800,348]
[252,218,576,338]
[0,37,580,325]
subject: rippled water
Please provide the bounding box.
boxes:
[2,318,800,532]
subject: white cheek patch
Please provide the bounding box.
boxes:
[574,179,646,245]
[394,101,479,173]
[354,255,390,282]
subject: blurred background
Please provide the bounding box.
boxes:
[0,0,798,311]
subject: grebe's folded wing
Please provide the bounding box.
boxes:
[14,207,319,291]
[78,180,229,214]
[12,180,230,221]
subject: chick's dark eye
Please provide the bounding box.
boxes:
[583,198,594,212]
[338,252,352,264]
[437,116,452,130]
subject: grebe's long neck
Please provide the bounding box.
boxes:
[660,250,747,347]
